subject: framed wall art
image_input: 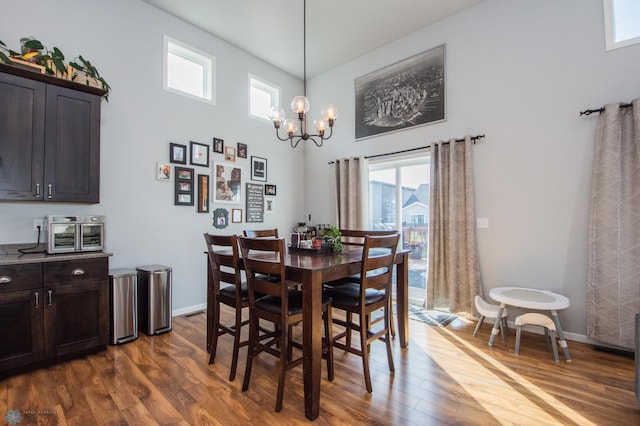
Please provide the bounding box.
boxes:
[250,156,267,182]
[237,142,247,158]
[355,44,445,140]
[169,143,186,164]
[265,199,274,214]
[225,146,236,162]
[197,174,210,213]
[245,183,264,223]
[214,162,243,204]
[232,208,242,223]
[213,208,229,229]
[264,184,276,196]
[213,137,224,154]
[174,167,194,206]
[156,162,171,181]
[190,141,210,167]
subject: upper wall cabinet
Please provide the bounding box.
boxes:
[0,64,104,203]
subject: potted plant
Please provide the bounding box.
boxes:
[69,55,111,98]
[322,226,343,252]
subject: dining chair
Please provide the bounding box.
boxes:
[473,295,509,342]
[238,236,334,412]
[243,229,279,238]
[324,233,400,393]
[203,233,249,381]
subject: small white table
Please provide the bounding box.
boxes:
[488,287,571,362]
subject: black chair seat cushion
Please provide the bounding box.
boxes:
[324,283,385,309]
[255,290,332,316]
[219,282,249,302]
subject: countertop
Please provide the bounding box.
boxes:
[0,243,112,266]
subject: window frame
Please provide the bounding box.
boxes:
[248,74,280,121]
[603,0,640,51]
[163,35,216,105]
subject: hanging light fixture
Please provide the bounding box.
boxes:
[268,0,338,148]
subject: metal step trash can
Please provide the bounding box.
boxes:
[136,264,172,335]
[109,268,138,345]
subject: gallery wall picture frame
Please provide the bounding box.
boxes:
[237,142,247,158]
[265,198,275,214]
[190,141,210,167]
[174,166,194,206]
[213,208,229,229]
[213,137,224,154]
[354,43,446,140]
[232,208,242,223]
[156,162,172,181]
[251,156,267,182]
[225,146,236,162]
[245,182,264,223]
[214,162,243,204]
[169,143,186,164]
[197,174,210,213]
[264,184,276,196]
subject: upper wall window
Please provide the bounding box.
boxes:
[249,74,280,121]
[163,36,216,105]
[604,0,640,50]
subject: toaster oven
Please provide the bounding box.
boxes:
[46,215,106,254]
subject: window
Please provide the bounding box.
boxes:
[249,74,280,121]
[368,153,430,305]
[163,36,215,104]
[604,0,640,50]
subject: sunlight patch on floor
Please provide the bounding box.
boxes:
[415,326,597,426]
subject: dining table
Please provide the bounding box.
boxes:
[205,245,410,420]
[487,286,571,362]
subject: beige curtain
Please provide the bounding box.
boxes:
[426,136,482,314]
[587,99,640,350]
[334,157,366,229]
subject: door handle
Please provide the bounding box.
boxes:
[35,183,40,197]
[35,291,39,308]
[0,276,12,284]
[47,184,52,199]
[48,290,52,306]
[71,268,86,276]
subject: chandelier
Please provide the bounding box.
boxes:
[268,0,338,148]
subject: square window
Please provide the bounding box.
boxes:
[249,74,280,121]
[604,0,640,50]
[164,36,216,104]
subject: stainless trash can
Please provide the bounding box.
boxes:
[109,268,138,345]
[136,264,172,335]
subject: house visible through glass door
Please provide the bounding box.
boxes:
[368,154,430,306]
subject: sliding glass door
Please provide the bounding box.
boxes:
[368,154,430,306]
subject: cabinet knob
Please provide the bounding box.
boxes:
[0,275,12,284]
[71,268,86,276]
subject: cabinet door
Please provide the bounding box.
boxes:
[0,72,46,200]
[44,279,109,358]
[44,85,101,203]
[0,289,45,372]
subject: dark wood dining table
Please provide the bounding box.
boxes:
[205,246,410,420]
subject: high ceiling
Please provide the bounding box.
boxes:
[143,0,484,79]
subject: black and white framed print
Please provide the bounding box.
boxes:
[250,156,267,182]
[264,184,276,196]
[169,143,186,164]
[355,44,445,140]
[190,141,210,167]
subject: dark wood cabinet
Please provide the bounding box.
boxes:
[0,65,103,203]
[0,257,109,375]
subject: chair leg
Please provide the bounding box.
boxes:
[242,314,258,392]
[384,303,395,374]
[550,330,560,362]
[515,325,522,355]
[359,313,373,393]
[500,318,507,343]
[502,317,510,335]
[324,305,334,381]
[388,297,396,338]
[228,307,243,381]
[275,323,288,412]
[345,312,352,347]
[208,302,221,364]
[544,327,550,350]
[472,315,485,337]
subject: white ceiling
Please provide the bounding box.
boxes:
[143,0,484,79]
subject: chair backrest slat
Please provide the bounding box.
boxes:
[360,234,400,293]
[339,229,398,247]
[243,229,279,238]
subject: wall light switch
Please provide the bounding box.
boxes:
[477,218,489,229]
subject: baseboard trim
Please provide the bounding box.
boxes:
[173,303,206,317]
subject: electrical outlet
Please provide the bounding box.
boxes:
[33,219,44,231]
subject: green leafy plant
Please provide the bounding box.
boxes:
[0,40,20,64]
[21,38,68,77]
[322,226,343,252]
[69,55,111,98]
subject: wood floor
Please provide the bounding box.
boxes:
[1,307,638,425]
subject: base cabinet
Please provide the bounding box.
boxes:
[0,257,109,375]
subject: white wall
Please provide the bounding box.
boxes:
[0,0,304,313]
[303,0,640,337]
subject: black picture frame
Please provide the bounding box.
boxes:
[251,156,267,182]
[174,166,194,206]
[197,174,210,213]
[264,184,276,196]
[169,143,186,164]
[355,44,446,140]
[237,142,247,158]
[213,208,229,229]
[245,183,264,223]
[213,137,224,154]
[190,141,210,167]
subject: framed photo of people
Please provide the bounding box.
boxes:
[354,44,445,140]
[214,162,243,204]
[174,167,194,206]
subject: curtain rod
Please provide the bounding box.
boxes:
[327,134,485,164]
[580,102,632,116]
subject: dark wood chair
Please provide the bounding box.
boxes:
[238,236,334,412]
[203,233,249,381]
[243,229,279,238]
[324,233,400,393]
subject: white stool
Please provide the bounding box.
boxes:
[515,313,559,362]
[473,296,509,342]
